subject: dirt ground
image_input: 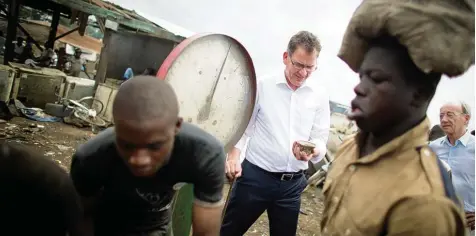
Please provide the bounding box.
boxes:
[4,117,325,236]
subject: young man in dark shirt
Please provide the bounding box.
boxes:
[70,75,225,236]
[0,142,83,236]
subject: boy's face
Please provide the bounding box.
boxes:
[348,46,416,133]
[114,116,182,177]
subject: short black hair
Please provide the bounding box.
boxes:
[429,125,445,141]
[112,75,179,123]
[370,35,442,101]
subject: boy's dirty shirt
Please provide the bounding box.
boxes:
[320,118,466,236]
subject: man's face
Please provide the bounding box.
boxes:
[114,117,182,177]
[348,46,415,133]
[283,46,318,88]
[439,104,469,137]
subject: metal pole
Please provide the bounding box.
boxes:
[221,178,235,222]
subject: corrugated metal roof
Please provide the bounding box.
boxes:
[49,0,184,42]
[0,19,102,54]
[28,20,102,53]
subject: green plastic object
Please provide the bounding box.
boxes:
[169,183,194,236]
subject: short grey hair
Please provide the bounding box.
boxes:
[287,31,322,55]
[461,102,471,117]
[443,101,471,117]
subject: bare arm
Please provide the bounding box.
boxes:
[192,201,223,236]
[192,146,226,235]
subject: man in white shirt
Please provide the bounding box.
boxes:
[222,31,330,236]
[13,37,24,57]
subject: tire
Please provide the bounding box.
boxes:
[73,110,107,127]
[45,103,73,117]
[77,96,104,115]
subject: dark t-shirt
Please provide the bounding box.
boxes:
[0,143,82,236]
[70,123,225,234]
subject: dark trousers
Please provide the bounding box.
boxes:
[221,159,307,236]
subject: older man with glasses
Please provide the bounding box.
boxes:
[430,101,475,235]
[222,31,330,236]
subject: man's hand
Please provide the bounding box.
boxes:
[293,141,320,161]
[466,212,475,230]
[225,148,242,181]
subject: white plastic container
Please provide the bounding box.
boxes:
[94,83,119,123]
[63,76,96,101]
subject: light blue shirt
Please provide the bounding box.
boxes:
[123,68,134,80]
[430,131,475,212]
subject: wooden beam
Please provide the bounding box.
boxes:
[54,27,79,40]
[21,0,71,16]
[95,29,109,84]
[49,0,181,42]
[46,7,61,48]
[4,0,20,65]
[17,22,43,51]
[0,6,43,51]
[78,12,89,36]
[95,15,105,33]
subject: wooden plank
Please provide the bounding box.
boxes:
[95,15,106,33]
[49,0,181,42]
[47,8,61,48]
[95,30,109,84]
[4,0,19,65]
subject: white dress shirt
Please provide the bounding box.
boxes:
[235,75,330,172]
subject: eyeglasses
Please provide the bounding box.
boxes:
[440,111,465,120]
[288,53,317,72]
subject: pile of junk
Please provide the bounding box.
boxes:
[0,62,111,132]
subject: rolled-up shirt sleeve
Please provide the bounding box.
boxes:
[309,92,330,164]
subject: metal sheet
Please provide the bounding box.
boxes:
[158,33,257,152]
[9,62,67,78]
[94,83,117,123]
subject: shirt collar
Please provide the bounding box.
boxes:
[351,118,430,164]
[275,75,313,91]
[443,130,471,147]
